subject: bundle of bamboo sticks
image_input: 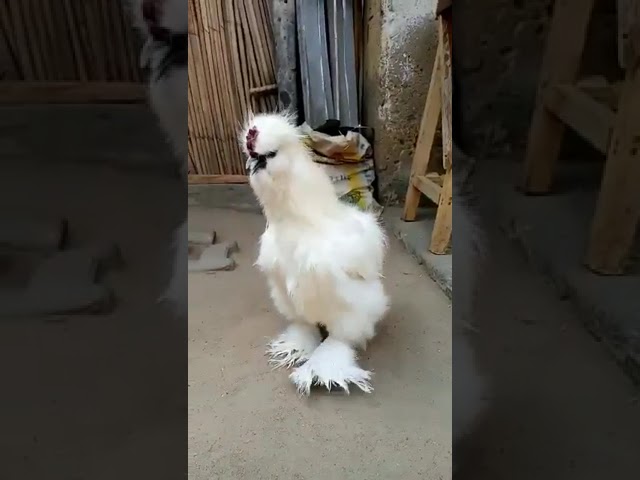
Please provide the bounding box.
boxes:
[0,0,277,178]
[187,0,278,177]
[0,0,141,82]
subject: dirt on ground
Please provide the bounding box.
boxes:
[188,207,453,480]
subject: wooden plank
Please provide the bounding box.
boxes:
[543,84,615,153]
[522,0,596,193]
[188,175,249,184]
[576,77,622,111]
[401,37,442,221]
[249,84,278,95]
[0,82,146,103]
[586,62,640,274]
[429,166,453,255]
[413,173,442,205]
[439,10,453,170]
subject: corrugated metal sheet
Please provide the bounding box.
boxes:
[297,0,335,128]
[327,0,359,126]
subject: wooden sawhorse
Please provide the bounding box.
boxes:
[401,4,453,255]
[522,0,640,274]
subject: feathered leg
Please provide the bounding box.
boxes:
[266,323,323,369]
[265,279,322,368]
[288,278,388,395]
[289,336,373,395]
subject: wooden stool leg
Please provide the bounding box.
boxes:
[522,0,596,193]
[439,11,453,171]
[402,39,442,221]
[586,63,640,274]
[429,166,452,254]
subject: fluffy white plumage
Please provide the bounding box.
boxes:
[242,112,390,395]
[125,0,188,315]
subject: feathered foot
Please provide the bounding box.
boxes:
[289,338,373,395]
[266,323,322,369]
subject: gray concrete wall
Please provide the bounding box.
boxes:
[362,0,439,204]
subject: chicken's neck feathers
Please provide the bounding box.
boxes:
[261,149,341,227]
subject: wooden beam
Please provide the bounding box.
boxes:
[188,174,249,184]
[413,173,442,205]
[522,0,596,193]
[0,82,147,104]
[249,84,278,95]
[439,11,453,170]
[401,37,442,221]
[543,84,615,153]
[429,166,453,255]
[576,78,621,111]
[401,10,452,255]
[586,63,640,274]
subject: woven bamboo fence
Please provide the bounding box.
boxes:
[0,0,272,180]
[0,0,144,102]
[187,0,277,181]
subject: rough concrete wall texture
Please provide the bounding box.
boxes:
[363,0,439,204]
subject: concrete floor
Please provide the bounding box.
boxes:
[188,207,453,480]
[385,207,452,299]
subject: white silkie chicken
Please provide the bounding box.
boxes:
[242,112,390,395]
[125,0,188,315]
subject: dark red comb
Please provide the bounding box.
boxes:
[246,126,258,157]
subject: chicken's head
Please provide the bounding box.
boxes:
[241,112,303,181]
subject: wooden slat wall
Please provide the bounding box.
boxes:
[188,0,277,177]
[0,0,274,179]
[0,0,142,82]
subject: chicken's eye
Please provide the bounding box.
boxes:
[256,151,277,162]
